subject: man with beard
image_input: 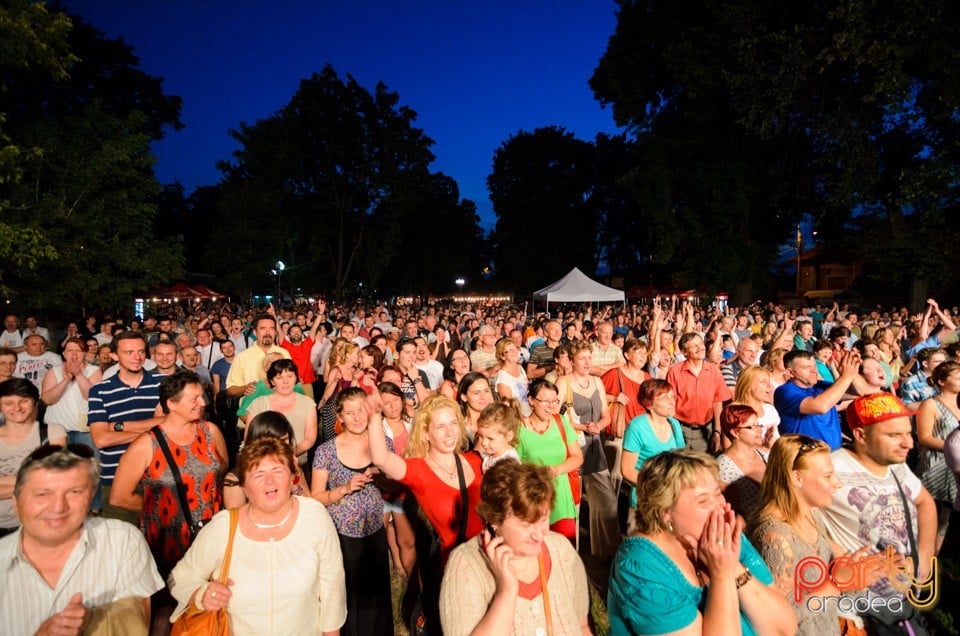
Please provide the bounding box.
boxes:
[279,302,325,399]
[819,393,937,633]
[224,313,290,398]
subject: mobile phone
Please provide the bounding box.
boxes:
[484,520,497,537]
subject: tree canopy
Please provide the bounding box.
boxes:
[0,3,184,312]
[204,65,484,300]
[590,0,960,297]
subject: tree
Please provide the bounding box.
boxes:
[488,127,599,292]
[0,8,184,312]
[0,0,74,293]
[591,0,960,299]
[378,172,487,295]
[210,65,436,300]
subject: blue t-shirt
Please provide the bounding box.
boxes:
[622,414,683,508]
[774,381,842,449]
[608,534,773,635]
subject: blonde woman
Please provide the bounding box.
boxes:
[733,365,781,449]
[368,394,483,634]
[750,434,879,635]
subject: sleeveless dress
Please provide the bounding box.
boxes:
[572,387,607,474]
[141,422,222,576]
[919,398,960,503]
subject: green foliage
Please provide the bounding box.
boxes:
[0,7,183,311]
[0,0,75,291]
[206,66,476,300]
[590,0,960,294]
[488,126,601,291]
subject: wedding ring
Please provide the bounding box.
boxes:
[212,591,217,599]
[717,539,724,546]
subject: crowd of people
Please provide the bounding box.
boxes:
[0,295,957,635]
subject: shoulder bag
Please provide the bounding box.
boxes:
[171,507,239,636]
[554,414,582,505]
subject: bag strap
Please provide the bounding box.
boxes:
[218,508,240,584]
[152,428,195,530]
[554,414,572,460]
[39,423,48,446]
[890,470,919,573]
[454,454,469,546]
[539,549,553,636]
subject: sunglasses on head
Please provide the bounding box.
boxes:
[27,443,96,463]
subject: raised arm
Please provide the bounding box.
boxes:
[366,396,407,480]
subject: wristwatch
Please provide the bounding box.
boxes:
[113,421,125,432]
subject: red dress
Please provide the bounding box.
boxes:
[140,422,223,576]
[400,451,483,559]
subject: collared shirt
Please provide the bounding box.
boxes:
[87,372,163,485]
[900,370,936,405]
[225,344,291,389]
[0,518,164,635]
[196,342,223,370]
[591,342,624,367]
[470,346,498,372]
[666,360,731,427]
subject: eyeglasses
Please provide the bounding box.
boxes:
[737,425,763,431]
[533,398,561,406]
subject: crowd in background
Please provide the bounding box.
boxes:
[0,295,957,635]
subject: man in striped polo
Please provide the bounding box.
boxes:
[88,331,162,524]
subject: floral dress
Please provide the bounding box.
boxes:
[141,423,222,577]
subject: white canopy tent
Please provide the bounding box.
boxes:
[532,267,625,312]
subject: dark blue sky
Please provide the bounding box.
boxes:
[61,1,623,229]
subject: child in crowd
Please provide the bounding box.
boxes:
[475,402,521,472]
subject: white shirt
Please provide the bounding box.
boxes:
[0,329,23,349]
[0,518,164,635]
[15,351,61,390]
[416,359,445,390]
[196,342,224,370]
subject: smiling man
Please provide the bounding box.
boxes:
[0,445,163,635]
[818,393,937,632]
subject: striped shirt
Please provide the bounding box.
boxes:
[0,518,164,634]
[87,372,162,485]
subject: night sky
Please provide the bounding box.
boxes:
[60,1,623,229]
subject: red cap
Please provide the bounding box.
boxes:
[846,393,911,429]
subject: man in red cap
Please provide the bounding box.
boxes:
[818,392,937,632]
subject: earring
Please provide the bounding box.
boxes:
[664,518,673,533]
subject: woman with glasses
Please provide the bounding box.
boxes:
[620,379,684,534]
[517,378,583,541]
[439,348,471,400]
[717,404,769,519]
[750,435,877,635]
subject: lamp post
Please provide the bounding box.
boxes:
[795,225,803,296]
[275,260,285,301]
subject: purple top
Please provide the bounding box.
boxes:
[312,437,387,538]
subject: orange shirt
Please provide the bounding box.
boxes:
[666,360,731,426]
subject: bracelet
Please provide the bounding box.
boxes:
[735,569,753,589]
[194,582,210,611]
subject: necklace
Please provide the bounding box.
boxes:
[249,499,294,529]
[577,377,591,390]
[527,415,552,434]
[427,453,457,479]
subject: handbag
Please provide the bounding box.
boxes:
[555,414,582,505]
[563,381,587,449]
[171,508,239,636]
[608,369,628,438]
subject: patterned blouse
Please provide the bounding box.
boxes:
[312,437,386,538]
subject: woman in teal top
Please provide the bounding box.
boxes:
[620,380,684,527]
[608,449,796,636]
